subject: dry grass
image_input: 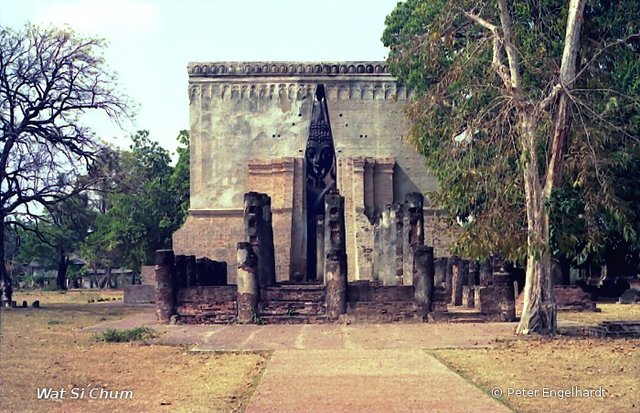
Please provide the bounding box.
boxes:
[433,337,639,413]
[0,291,269,413]
[559,303,640,325]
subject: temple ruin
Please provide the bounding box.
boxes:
[150,61,519,324]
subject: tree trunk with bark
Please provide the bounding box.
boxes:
[516,114,557,335]
[0,218,13,306]
[56,249,69,290]
[515,0,586,335]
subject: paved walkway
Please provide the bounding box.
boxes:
[84,309,515,412]
[246,349,511,413]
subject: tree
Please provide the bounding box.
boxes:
[15,194,95,289]
[82,130,190,274]
[0,25,131,303]
[383,0,640,334]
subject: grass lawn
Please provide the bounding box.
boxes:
[0,290,269,413]
[432,303,640,413]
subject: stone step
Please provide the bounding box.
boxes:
[258,300,326,316]
[258,314,328,325]
[346,301,421,323]
[427,311,493,323]
[261,284,326,302]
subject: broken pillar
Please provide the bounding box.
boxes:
[469,260,479,286]
[324,190,346,254]
[325,251,347,320]
[392,204,404,285]
[402,192,424,286]
[493,270,516,321]
[434,257,447,288]
[445,256,459,303]
[236,242,259,324]
[244,192,276,287]
[413,245,434,319]
[479,258,493,286]
[259,193,277,284]
[462,285,475,308]
[452,259,469,306]
[323,190,347,282]
[372,212,382,283]
[316,215,325,283]
[155,249,177,323]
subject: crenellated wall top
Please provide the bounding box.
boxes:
[188,61,392,78]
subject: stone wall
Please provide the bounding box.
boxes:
[176,286,238,324]
[123,285,155,304]
[174,61,446,283]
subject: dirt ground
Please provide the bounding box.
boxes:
[0,291,269,413]
[2,291,639,413]
[433,303,640,413]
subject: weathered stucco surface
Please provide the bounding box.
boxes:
[174,61,445,282]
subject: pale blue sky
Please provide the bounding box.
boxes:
[1,0,400,156]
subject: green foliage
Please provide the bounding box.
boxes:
[93,327,158,343]
[82,130,190,272]
[383,0,640,266]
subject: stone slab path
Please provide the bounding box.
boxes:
[245,349,511,413]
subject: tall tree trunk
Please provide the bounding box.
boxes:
[56,249,69,290]
[516,114,557,335]
[0,218,13,306]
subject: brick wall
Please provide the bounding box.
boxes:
[176,286,238,324]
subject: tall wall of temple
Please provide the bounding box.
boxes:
[173,61,452,283]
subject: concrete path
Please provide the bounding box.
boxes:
[246,349,511,413]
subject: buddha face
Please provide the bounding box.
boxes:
[305,139,334,181]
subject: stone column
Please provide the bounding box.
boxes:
[494,270,516,321]
[459,259,470,286]
[434,257,447,287]
[244,192,276,287]
[325,251,347,320]
[324,190,346,254]
[451,259,469,306]
[236,242,259,324]
[155,249,176,324]
[372,212,382,283]
[445,256,459,303]
[315,215,325,283]
[392,204,404,285]
[260,193,277,285]
[413,246,434,319]
[402,193,424,286]
[479,258,493,286]
[469,260,479,286]
[324,190,348,319]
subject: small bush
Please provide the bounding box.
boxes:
[94,327,158,343]
[47,320,62,325]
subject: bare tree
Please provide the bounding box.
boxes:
[0,25,131,305]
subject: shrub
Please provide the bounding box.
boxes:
[94,327,158,343]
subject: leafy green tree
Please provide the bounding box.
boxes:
[83,130,190,273]
[15,195,95,289]
[1,25,131,303]
[383,0,639,334]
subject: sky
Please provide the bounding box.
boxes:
[1,0,401,157]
